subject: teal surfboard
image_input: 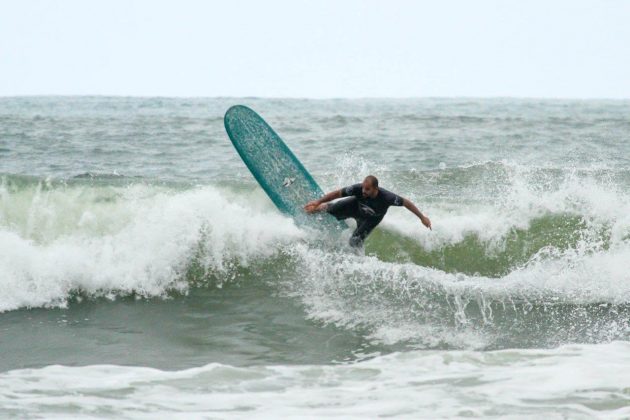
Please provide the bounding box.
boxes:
[224,105,345,230]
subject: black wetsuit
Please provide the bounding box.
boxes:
[327,184,404,247]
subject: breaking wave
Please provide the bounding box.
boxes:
[2,161,630,348]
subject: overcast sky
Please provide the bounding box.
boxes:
[1,0,629,98]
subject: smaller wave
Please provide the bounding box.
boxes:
[315,115,365,127]
[392,114,486,124]
[72,171,127,179]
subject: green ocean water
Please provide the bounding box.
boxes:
[1,97,630,417]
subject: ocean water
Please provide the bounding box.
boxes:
[1,96,630,418]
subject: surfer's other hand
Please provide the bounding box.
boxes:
[420,214,432,230]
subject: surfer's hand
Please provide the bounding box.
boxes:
[420,214,432,230]
[304,200,321,213]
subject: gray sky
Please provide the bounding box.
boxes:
[1,0,629,98]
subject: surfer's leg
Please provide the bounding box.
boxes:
[349,217,383,247]
[326,197,360,220]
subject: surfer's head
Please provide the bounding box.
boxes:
[362,175,379,198]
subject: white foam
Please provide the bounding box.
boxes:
[0,184,302,311]
[384,162,630,252]
[285,235,630,346]
[1,341,629,418]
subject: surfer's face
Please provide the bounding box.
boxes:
[362,181,378,198]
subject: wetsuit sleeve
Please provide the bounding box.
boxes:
[384,190,404,206]
[341,184,362,198]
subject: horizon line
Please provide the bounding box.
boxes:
[1,94,629,101]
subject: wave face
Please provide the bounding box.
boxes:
[2,159,630,351]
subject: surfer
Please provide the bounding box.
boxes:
[304,175,431,247]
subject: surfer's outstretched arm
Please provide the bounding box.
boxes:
[304,189,342,213]
[402,198,432,230]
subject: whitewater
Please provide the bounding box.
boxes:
[1,97,629,418]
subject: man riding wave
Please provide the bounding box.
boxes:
[304,175,431,247]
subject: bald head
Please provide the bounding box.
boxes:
[364,175,378,188]
[361,175,379,198]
